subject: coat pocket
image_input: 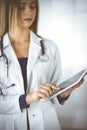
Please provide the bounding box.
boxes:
[0,115,12,130]
[42,101,61,130]
[43,107,61,130]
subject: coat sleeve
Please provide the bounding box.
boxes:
[49,42,66,104]
[0,94,22,114]
[49,43,70,104]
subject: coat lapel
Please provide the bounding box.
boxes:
[27,31,41,88]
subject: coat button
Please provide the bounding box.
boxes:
[32,114,35,117]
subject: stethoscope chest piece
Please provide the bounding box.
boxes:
[39,55,49,61]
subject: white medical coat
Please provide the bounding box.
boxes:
[0,31,62,130]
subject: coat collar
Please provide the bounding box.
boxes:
[27,31,42,89]
[30,31,41,47]
[3,33,11,49]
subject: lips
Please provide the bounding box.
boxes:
[24,18,32,22]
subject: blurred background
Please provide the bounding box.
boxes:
[38,0,87,130]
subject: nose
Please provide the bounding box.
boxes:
[24,5,31,14]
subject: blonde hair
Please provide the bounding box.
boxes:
[8,0,18,39]
[0,0,6,37]
[0,0,39,38]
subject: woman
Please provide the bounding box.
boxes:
[0,0,83,130]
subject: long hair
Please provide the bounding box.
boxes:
[9,0,39,40]
[0,0,6,37]
[30,0,39,33]
[0,0,39,38]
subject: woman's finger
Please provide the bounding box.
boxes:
[44,83,60,90]
[37,86,50,97]
[73,78,84,89]
[41,85,52,95]
[37,91,47,99]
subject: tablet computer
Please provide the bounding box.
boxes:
[47,69,87,100]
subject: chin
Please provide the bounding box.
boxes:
[20,24,31,29]
[18,22,33,29]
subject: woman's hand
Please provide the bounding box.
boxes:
[26,83,60,105]
[59,78,84,98]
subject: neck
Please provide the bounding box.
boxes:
[10,27,30,45]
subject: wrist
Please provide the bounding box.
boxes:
[26,93,34,105]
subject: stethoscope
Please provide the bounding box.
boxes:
[0,35,49,77]
[0,36,9,77]
[37,34,49,61]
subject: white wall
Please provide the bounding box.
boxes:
[38,0,87,129]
